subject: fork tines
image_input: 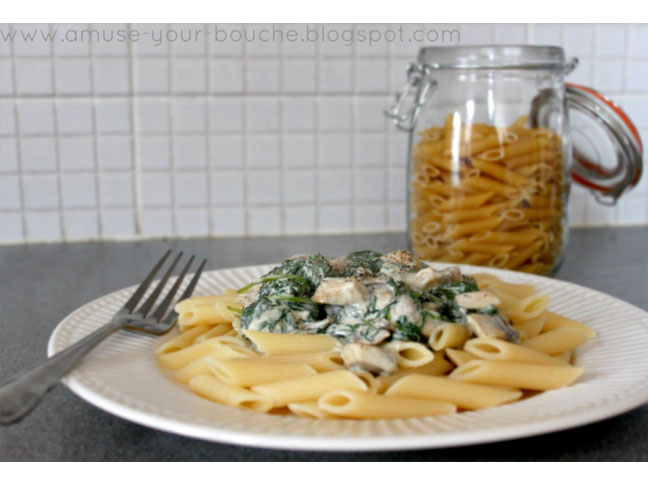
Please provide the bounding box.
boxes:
[122,250,206,324]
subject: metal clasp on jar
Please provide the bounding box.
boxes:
[384,63,437,131]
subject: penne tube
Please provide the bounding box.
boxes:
[501,208,562,222]
[436,251,466,263]
[542,311,596,339]
[318,389,456,419]
[383,341,435,368]
[446,134,503,158]
[435,191,494,211]
[513,315,546,340]
[428,323,471,351]
[445,348,478,367]
[155,325,210,354]
[471,159,530,186]
[447,240,516,255]
[189,374,274,412]
[522,328,591,355]
[487,286,518,311]
[176,293,242,330]
[503,137,552,159]
[460,177,519,197]
[173,355,217,384]
[192,323,234,343]
[287,401,340,419]
[462,252,491,265]
[352,370,381,394]
[506,239,545,269]
[505,294,549,324]
[464,337,567,366]
[503,150,560,168]
[375,353,454,393]
[445,216,504,238]
[255,351,344,372]
[491,253,513,268]
[157,336,253,369]
[251,370,368,407]
[508,115,528,129]
[469,230,542,246]
[449,360,584,391]
[441,203,507,224]
[553,349,573,364]
[385,374,522,410]
[205,357,317,387]
[243,330,338,355]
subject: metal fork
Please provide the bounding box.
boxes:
[0,250,206,425]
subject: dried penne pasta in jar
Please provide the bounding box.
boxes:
[386,46,642,275]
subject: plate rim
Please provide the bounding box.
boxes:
[48,262,648,452]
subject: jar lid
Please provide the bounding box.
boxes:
[566,83,643,204]
[417,45,571,70]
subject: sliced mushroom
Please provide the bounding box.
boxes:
[466,313,520,343]
[435,266,463,283]
[367,283,395,310]
[455,290,501,310]
[328,257,347,274]
[341,343,397,374]
[402,266,437,290]
[421,316,446,337]
[299,318,330,332]
[389,294,421,325]
[311,278,368,306]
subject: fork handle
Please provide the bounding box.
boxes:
[0,320,123,425]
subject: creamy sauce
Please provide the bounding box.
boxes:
[238,250,519,347]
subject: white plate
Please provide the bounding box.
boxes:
[47,263,648,451]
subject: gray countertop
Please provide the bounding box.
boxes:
[1,227,647,461]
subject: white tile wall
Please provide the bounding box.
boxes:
[0,23,647,243]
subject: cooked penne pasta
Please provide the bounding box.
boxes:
[505,294,549,324]
[205,357,316,387]
[157,250,592,420]
[513,315,546,340]
[243,330,338,355]
[449,360,584,390]
[542,311,596,339]
[318,389,456,419]
[445,348,478,367]
[251,370,368,407]
[383,341,435,368]
[155,325,210,354]
[176,293,242,331]
[464,337,567,366]
[157,336,253,369]
[385,374,522,410]
[428,323,471,351]
[287,401,340,419]
[522,328,591,355]
[189,374,274,412]
[374,353,454,393]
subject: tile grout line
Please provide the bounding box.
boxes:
[167,23,178,237]
[313,27,322,234]
[203,22,214,237]
[350,23,357,234]
[50,22,67,241]
[127,22,142,237]
[241,28,250,236]
[88,24,104,239]
[278,26,286,235]
[8,24,27,243]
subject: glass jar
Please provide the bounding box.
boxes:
[386,46,643,275]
